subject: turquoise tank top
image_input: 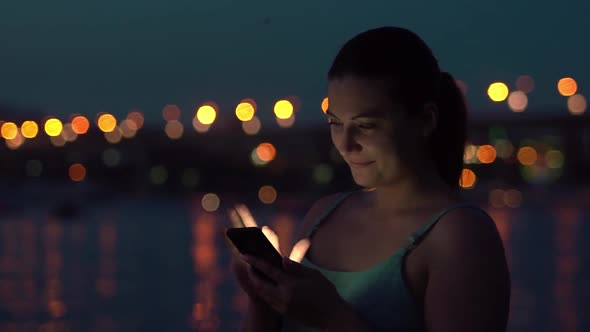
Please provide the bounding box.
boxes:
[281,191,491,332]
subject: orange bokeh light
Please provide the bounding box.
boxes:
[71,116,90,134]
[517,146,537,165]
[557,77,577,96]
[321,97,329,113]
[460,169,476,189]
[1,122,18,139]
[477,145,497,164]
[256,143,277,162]
[69,163,87,182]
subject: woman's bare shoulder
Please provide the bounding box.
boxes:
[295,192,348,240]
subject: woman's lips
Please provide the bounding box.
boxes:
[348,161,375,168]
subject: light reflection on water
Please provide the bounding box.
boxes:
[0,195,587,332]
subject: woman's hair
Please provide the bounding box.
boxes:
[327,26,467,188]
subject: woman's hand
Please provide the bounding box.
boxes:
[242,254,348,330]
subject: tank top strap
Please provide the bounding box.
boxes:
[406,202,490,247]
[305,191,354,239]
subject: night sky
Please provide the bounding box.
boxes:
[1,0,589,126]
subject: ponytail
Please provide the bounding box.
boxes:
[430,72,468,188]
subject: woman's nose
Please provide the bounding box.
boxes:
[337,127,361,153]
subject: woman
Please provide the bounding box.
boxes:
[227,26,511,332]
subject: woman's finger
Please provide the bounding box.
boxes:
[289,238,311,263]
[235,204,258,227]
[228,208,245,228]
[261,226,281,253]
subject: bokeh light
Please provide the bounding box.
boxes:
[201,193,220,212]
[102,148,121,167]
[150,166,168,185]
[71,116,90,134]
[274,100,294,119]
[68,163,87,182]
[104,127,122,144]
[26,160,43,177]
[236,99,256,122]
[1,122,18,139]
[61,123,78,142]
[97,114,117,133]
[258,185,277,204]
[489,189,505,209]
[517,146,538,165]
[507,91,528,112]
[276,114,295,128]
[504,189,522,208]
[476,144,497,164]
[515,75,535,93]
[50,134,66,147]
[242,116,261,135]
[545,150,565,169]
[162,104,181,121]
[313,164,334,184]
[321,97,329,113]
[557,77,577,96]
[127,111,145,129]
[256,143,277,162]
[120,119,138,138]
[494,139,514,159]
[196,105,217,125]
[44,118,63,137]
[21,121,39,138]
[181,168,200,189]
[6,131,24,150]
[463,144,477,163]
[567,94,586,115]
[192,117,211,133]
[487,82,509,102]
[460,168,476,189]
[165,120,184,139]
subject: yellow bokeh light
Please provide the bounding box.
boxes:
[557,77,577,96]
[256,143,277,162]
[196,105,217,125]
[97,114,117,133]
[321,97,329,113]
[258,185,278,204]
[236,99,256,122]
[242,116,261,135]
[274,100,294,119]
[21,121,39,138]
[476,144,497,164]
[1,122,19,140]
[487,82,509,102]
[567,94,587,115]
[44,118,63,137]
[460,169,476,189]
[507,91,528,112]
[71,116,90,134]
[517,146,537,165]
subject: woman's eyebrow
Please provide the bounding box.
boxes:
[325,108,386,120]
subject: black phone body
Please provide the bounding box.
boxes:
[226,227,284,269]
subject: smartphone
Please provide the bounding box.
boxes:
[226,227,284,269]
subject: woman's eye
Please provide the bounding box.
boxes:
[358,123,376,130]
[328,121,342,126]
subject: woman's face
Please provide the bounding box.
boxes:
[327,76,422,188]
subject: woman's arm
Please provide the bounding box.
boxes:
[242,299,282,332]
[423,208,511,332]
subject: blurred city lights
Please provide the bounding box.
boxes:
[517,146,538,165]
[162,104,181,121]
[127,111,145,129]
[274,100,294,119]
[487,82,509,102]
[504,189,522,208]
[6,131,24,149]
[120,119,138,138]
[165,120,184,139]
[545,150,565,169]
[102,148,121,167]
[97,114,117,133]
[313,164,334,184]
[1,122,18,139]
[21,121,39,138]
[61,123,78,142]
[68,163,87,182]
[567,94,586,115]
[50,134,66,147]
[507,91,528,112]
[558,77,577,96]
[476,144,497,164]
[258,185,278,204]
[150,166,168,185]
[236,99,256,122]
[460,168,476,189]
[255,143,277,162]
[489,189,505,209]
[71,116,90,134]
[321,97,329,113]
[463,144,477,163]
[104,127,123,144]
[192,117,211,133]
[515,75,535,93]
[201,193,220,212]
[276,114,295,128]
[44,118,63,137]
[242,116,261,135]
[196,105,217,125]
[494,139,514,159]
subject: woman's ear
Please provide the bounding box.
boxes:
[421,102,438,138]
